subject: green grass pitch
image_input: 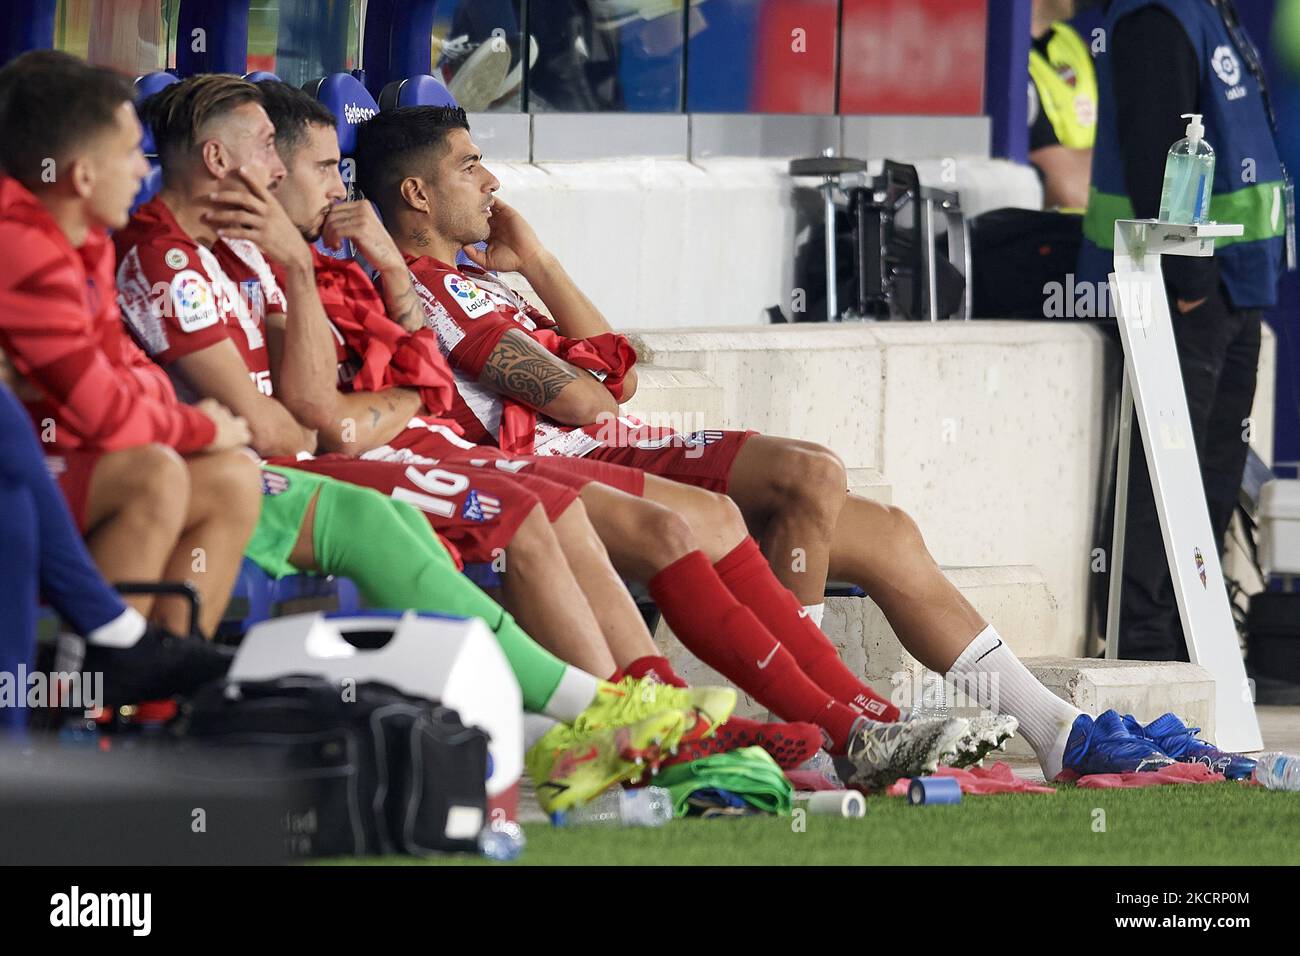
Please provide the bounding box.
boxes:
[336,782,1300,866]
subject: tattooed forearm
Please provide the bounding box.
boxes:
[391,285,425,332]
[481,330,577,408]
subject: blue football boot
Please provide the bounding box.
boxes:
[1123,713,1257,781]
[1058,709,1176,779]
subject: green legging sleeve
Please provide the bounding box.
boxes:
[308,476,566,713]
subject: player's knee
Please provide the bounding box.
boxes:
[802,445,847,498]
[126,444,190,524]
[204,451,261,527]
[704,490,748,541]
[507,502,560,563]
[639,504,697,564]
[883,505,927,553]
[770,443,846,512]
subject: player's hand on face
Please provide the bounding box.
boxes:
[321,200,403,273]
[461,198,546,275]
[196,397,253,451]
[203,165,311,269]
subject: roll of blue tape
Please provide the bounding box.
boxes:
[908,775,962,805]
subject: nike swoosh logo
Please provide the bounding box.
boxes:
[973,639,1003,664]
[797,608,810,619]
[756,645,779,669]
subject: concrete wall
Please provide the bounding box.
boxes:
[623,322,1278,658]
[492,157,1041,331]
[486,153,1275,656]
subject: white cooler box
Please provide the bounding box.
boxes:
[1257,479,1300,576]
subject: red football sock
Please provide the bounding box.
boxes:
[648,550,860,751]
[623,655,689,688]
[714,539,899,721]
[642,715,825,777]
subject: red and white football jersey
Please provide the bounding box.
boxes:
[401,253,645,458]
[114,196,285,397]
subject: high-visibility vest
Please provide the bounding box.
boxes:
[1079,0,1287,310]
[1029,21,1098,150]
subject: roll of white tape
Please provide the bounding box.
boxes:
[797,790,866,817]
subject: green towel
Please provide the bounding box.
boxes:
[654,747,793,818]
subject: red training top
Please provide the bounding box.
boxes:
[0,176,215,453]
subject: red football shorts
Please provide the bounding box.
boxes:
[270,453,579,564]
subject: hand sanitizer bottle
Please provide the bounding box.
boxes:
[1158,113,1215,224]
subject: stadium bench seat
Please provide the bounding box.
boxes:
[131,71,178,213]
[217,558,360,641]
[377,73,457,110]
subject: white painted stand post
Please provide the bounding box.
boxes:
[1106,219,1262,751]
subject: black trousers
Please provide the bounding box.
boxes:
[1110,286,1262,660]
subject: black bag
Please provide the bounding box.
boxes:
[179,676,490,858]
[1247,593,1300,684]
[969,207,1084,319]
[789,159,966,322]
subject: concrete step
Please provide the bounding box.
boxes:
[653,563,1056,719]
[620,365,724,434]
[846,467,891,504]
[830,564,1060,709]
[996,658,1217,758]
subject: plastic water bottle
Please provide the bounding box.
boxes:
[1252,752,1300,791]
[477,819,526,861]
[551,786,674,827]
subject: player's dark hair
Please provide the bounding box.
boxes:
[139,73,262,175]
[255,79,337,162]
[354,106,470,215]
[0,50,135,189]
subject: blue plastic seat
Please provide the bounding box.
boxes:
[219,558,360,639]
[131,72,178,213]
[377,73,457,110]
[302,72,379,158]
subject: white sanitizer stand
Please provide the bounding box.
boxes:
[1106,218,1263,751]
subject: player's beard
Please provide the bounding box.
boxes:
[469,209,491,244]
[440,205,487,247]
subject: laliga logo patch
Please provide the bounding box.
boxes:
[1212,45,1241,88]
[444,274,494,318]
[170,269,218,332]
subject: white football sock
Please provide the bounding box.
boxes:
[87,607,146,648]
[802,603,825,627]
[524,714,560,750]
[541,665,601,724]
[946,625,1082,781]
